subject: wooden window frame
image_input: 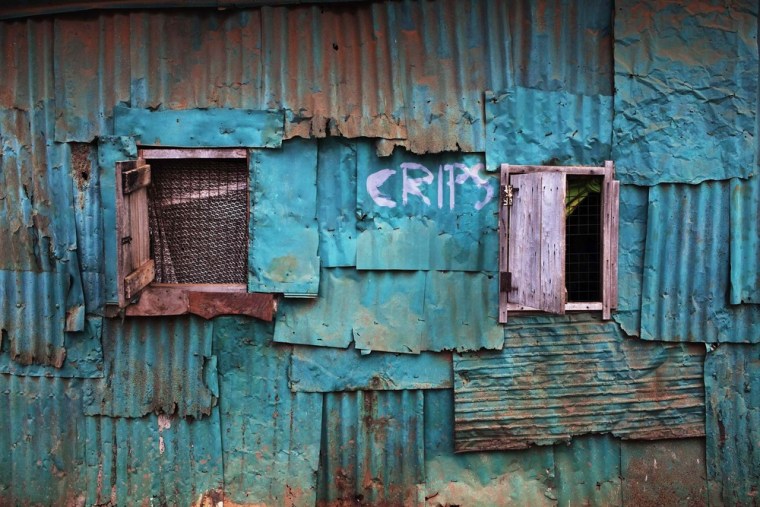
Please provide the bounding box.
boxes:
[498,161,619,323]
[107,147,275,321]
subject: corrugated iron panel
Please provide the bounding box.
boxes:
[730,176,760,304]
[0,316,103,378]
[317,390,424,506]
[705,344,760,507]
[317,138,358,267]
[214,316,322,506]
[249,138,321,296]
[641,182,760,343]
[553,434,622,506]
[355,143,498,272]
[83,410,224,506]
[290,344,452,392]
[613,0,758,185]
[83,316,217,418]
[454,315,706,452]
[0,374,86,506]
[613,185,648,337]
[424,389,557,507]
[621,439,707,506]
[485,87,613,171]
[3,0,612,155]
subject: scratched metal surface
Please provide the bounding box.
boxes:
[730,175,760,305]
[455,315,706,452]
[355,143,498,272]
[641,182,760,343]
[705,344,760,507]
[485,87,613,171]
[83,316,217,418]
[214,316,323,506]
[2,0,612,155]
[316,390,425,506]
[613,0,758,185]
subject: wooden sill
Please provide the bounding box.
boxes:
[109,284,276,321]
[506,302,605,312]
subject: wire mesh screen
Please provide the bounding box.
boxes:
[147,158,248,284]
[565,177,601,302]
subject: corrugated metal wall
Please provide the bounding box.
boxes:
[0,0,758,505]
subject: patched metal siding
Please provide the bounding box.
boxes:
[454,315,706,451]
[730,175,760,304]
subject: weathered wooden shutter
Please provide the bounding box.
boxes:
[499,170,566,322]
[115,160,154,307]
[602,176,620,320]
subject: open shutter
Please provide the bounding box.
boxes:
[602,175,620,320]
[501,171,566,321]
[115,160,154,307]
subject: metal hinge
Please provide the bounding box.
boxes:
[500,272,513,293]
[503,184,515,206]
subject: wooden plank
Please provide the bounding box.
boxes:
[603,179,620,318]
[124,259,155,300]
[122,164,151,194]
[188,291,276,321]
[509,165,607,176]
[139,148,247,159]
[507,302,604,312]
[150,283,247,293]
[125,285,189,317]
[539,172,566,313]
[115,160,136,308]
[498,163,510,323]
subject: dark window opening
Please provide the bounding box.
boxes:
[147,158,248,284]
[565,176,601,302]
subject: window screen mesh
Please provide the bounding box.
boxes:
[565,177,601,302]
[147,158,248,284]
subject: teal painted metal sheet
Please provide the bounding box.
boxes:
[455,315,706,452]
[424,389,557,507]
[553,435,622,507]
[273,268,426,353]
[485,87,613,171]
[289,344,452,392]
[355,143,498,272]
[114,105,284,148]
[316,138,358,267]
[613,185,648,338]
[83,316,216,418]
[0,316,103,378]
[214,316,322,506]
[317,390,424,506]
[621,439,707,506]
[0,375,87,506]
[421,271,503,352]
[249,138,321,296]
[83,410,225,506]
[730,176,760,304]
[97,136,137,304]
[641,182,760,343]
[613,0,758,185]
[705,344,760,507]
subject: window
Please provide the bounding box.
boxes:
[498,161,619,323]
[110,148,274,321]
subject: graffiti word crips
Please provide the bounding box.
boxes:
[366,163,494,211]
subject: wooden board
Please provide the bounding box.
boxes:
[602,177,620,319]
[498,164,510,323]
[508,171,566,314]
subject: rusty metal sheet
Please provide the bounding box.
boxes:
[83,410,224,506]
[289,344,452,392]
[730,176,760,304]
[249,138,320,296]
[273,268,426,353]
[424,389,557,507]
[114,106,284,148]
[83,316,217,418]
[317,138,358,267]
[613,0,758,185]
[641,182,760,343]
[454,315,706,452]
[621,439,707,506]
[355,143,498,271]
[485,87,613,172]
[317,390,424,506]
[214,316,322,506]
[705,343,760,507]
[0,374,87,506]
